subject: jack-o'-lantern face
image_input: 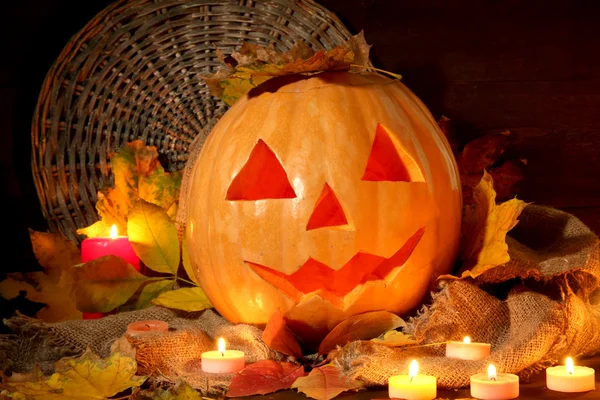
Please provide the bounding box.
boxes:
[187,72,461,344]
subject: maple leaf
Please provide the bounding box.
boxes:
[318,311,404,355]
[1,349,145,399]
[227,360,306,397]
[370,329,418,347]
[203,31,376,106]
[0,230,81,322]
[262,309,304,359]
[291,364,363,400]
[77,141,182,238]
[456,171,528,279]
[151,287,212,312]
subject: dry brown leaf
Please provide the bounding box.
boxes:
[318,311,404,355]
[262,309,304,359]
[457,171,528,279]
[227,360,306,397]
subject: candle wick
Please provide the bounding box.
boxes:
[569,371,573,375]
[409,376,414,382]
[490,377,496,381]
[220,351,225,357]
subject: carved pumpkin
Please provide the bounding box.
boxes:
[187,72,461,344]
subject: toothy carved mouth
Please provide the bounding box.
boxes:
[245,227,425,309]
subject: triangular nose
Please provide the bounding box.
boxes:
[306,183,348,231]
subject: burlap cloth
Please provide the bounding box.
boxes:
[332,204,600,388]
[2,200,599,394]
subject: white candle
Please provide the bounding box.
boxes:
[446,336,491,360]
[388,360,437,400]
[546,357,595,393]
[470,364,519,400]
[201,338,245,374]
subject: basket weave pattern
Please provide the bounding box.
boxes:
[32,0,353,242]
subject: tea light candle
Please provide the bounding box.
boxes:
[446,336,491,360]
[126,320,169,336]
[546,357,595,393]
[388,360,437,400]
[470,364,519,400]
[201,338,245,374]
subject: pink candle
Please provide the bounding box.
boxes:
[126,320,169,336]
[81,224,140,319]
[201,338,245,374]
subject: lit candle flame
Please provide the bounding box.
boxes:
[488,364,497,381]
[109,224,118,239]
[218,338,226,356]
[463,336,471,344]
[566,357,574,375]
[409,360,418,381]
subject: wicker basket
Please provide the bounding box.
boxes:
[31,0,355,243]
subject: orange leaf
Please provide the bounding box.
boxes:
[291,364,363,400]
[318,311,404,355]
[227,360,306,397]
[262,309,304,359]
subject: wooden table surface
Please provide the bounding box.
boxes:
[246,356,600,400]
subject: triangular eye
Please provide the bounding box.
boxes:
[226,139,297,201]
[362,123,425,182]
[306,183,348,230]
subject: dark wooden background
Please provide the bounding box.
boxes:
[1,1,599,280]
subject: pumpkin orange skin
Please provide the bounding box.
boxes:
[186,72,461,344]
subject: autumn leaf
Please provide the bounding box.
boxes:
[65,255,151,313]
[262,309,304,359]
[371,330,418,347]
[0,230,81,322]
[76,220,112,239]
[1,349,145,399]
[181,234,199,285]
[151,287,212,312]
[134,382,202,399]
[457,171,528,278]
[121,279,175,311]
[204,31,374,106]
[78,141,182,237]
[318,311,404,355]
[127,199,180,274]
[291,364,363,400]
[227,360,306,397]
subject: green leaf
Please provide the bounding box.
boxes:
[1,349,145,399]
[182,234,199,285]
[129,279,175,310]
[127,199,180,274]
[151,287,212,312]
[65,255,150,313]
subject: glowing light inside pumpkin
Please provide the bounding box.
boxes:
[218,338,226,356]
[409,360,419,380]
[488,364,497,381]
[464,336,471,344]
[566,357,574,375]
[110,224,118,239]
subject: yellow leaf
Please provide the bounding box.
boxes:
[182,235,199,286]
[1,349,145,399]
[29,229,80,282]
[127,200,180,274]
[458,171,528,278]
[371,330,418,347]
[291,365,363,400]
[151,287,212,312]
[76,220,112,239]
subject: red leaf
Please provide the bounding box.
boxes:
[227,360,306,397]
[291,364,363,400]
[318,311,404,355]
[262,309,304,359]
